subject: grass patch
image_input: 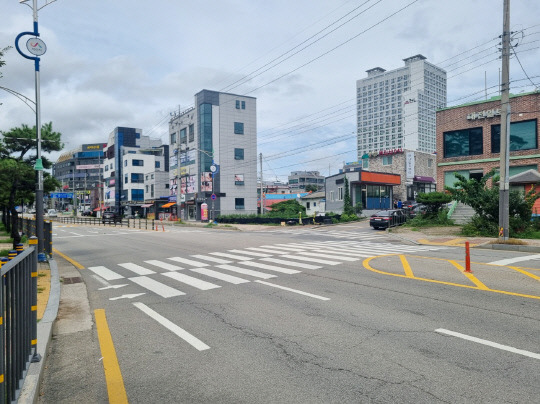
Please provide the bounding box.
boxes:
[486,238,528,245]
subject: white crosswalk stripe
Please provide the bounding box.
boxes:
[260,258,322,270]
[187,267,249,284]
[88,266,124,281]
[130,276,185,297]
[118,262,155,276]
[216,264,277,279]
[209,252,253,261]
[168,257,209,267]
[237,261,301,274]
[191,255,232,264]
[145,260,183,271]
[278,254,341,265]
[295,251,359,261]
[162,272,221,290]
[228,249,273,257]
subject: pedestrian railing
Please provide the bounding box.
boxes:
[57,216,155,230]
[17,218,52,256]
[0,240,39,403]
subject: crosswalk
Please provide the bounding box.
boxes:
[88,240,449,300]
[254,228,388,240]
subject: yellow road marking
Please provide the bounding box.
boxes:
[508,266,540,281]
[399,255,414,277]
[449,260,489,290]
[95,309,129,404]
[417,238,479,247]
[52,248,85,269]
[363,256,540,300]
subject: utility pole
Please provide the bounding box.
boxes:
[259,153,264,215]
[499,0,511,241]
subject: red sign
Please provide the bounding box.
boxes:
[201,203,208,221]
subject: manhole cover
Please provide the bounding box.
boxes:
[62,276,82,284]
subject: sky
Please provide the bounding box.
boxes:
[1,0,539,182]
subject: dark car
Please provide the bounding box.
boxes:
[102,211,121,224]
[370,209,407,229]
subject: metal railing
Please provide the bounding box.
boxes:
[17,218,52,256]
[0,244,39,403]
[57,216,155,230]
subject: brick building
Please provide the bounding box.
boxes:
[436,91,540,190]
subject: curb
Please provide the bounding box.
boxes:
[18,258,60,404]
[474,243,540,253]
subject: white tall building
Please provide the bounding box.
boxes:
[169,90,257,220]
[356,54,446,159]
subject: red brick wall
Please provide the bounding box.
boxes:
[436,92,540,190]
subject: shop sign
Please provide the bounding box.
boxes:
[406,151,415,180]
[467,109,501,120]
[378,148,403,156]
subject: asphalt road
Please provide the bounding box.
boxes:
[40,222,540,403]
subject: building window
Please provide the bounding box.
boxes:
[180,128,187,144]
[170,132,176,144]
[306,202,310,209]
[330,191,335,201]
[491,119,537,153]
[234,148,244,160]
[131,189,144,201]
[236,100,240,109]
[362,159,369,169]
[124,175,128,184]
[443,127,483,157]
[234,122,244,134]
[189,124,195,142]
[131,173,144,183]
[132,159,144,166]
[235,174,244,185]
[124,160,128,167]
[145,185,149,192]
[382,156,392,166]
[151,184,154,198]
[235,198,245,209]
[428,159,433,168]
[241,101,246,109]
[155,161,161,168]
[338,187,343,201]
[105,165,109,171]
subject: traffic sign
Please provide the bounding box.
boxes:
[211,193,217,200]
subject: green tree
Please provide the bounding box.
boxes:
[445,170,539,235]
[0,46,11,80]
[416,191,452,216]
[305,184,318,193]
[343,176,354,216]
[265,199,306,217]
[0,122,63,246]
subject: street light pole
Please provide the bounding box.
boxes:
[15,0,47,259]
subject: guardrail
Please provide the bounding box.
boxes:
[57,216,155,230]
[0,241,39,403]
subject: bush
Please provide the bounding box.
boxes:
[405,208,454,228]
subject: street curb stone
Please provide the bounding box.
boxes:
[18,258,60,404]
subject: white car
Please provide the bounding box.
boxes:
[47,209,58,217]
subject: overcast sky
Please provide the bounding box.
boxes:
[1,0,539,181]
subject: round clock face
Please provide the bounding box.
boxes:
[210,165,217,173]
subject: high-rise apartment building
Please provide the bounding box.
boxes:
[169,90,257,220]
[356,54,446,159]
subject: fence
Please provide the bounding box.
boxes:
[17,218,52,256]
[57,216,155,230]
[0,244,39,403]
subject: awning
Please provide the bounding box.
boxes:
[141,203,153,208]
[413,176,435,183]
[93,206,106,211]
[161,202,176,208]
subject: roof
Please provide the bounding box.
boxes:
[509,169,540,184]
[300,191,325,200]
[437,90,540,112]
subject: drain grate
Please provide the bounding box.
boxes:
[62,276,82,284]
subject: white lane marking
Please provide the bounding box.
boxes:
[69,232,85,236]
[296,251,359,261]
[162,272,221,290]
[133,302,210,351]
[216,264,276,279]
[209,252,253,261]
[110,293,146,301]
[260,245,300,251]
[145,260,183,271]
[92,275,111,286]
[88,266,124,281]
[168,257,209,267]
[187,267,250,284]
[191,254,232,264]
[255,281,330,301]
[260,258,322,269]
[129,276,185,298]
[435,328,540,360]
[238,261,300,274]
[118,262,155,276]
[487,254,540,266]
[228,249,273,257]
[99,284,128,290]
[279,255,340,265]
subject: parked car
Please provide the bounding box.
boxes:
[408,204,427,219]
[370,209,407,229]
[46,209,58,218]
[82,209,94,217]
[102,211,121,224]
